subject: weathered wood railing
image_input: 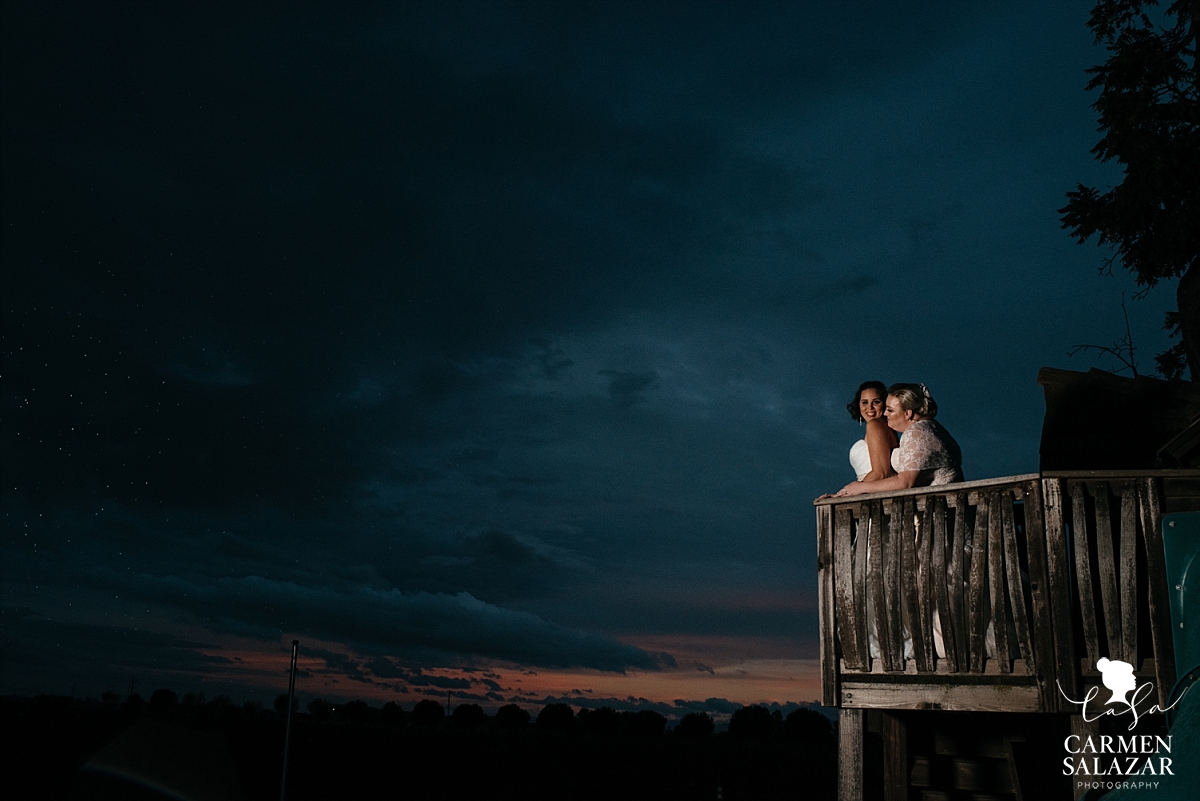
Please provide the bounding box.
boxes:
[815,470,1200,715]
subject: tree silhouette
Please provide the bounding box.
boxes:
[452,703,488,730]
[275,693,299,714]
[674,712,715,740]
[307,697,332,721]
[380,701,408,727]
[339,699,372,725]
[536,702,575,733]
[412,698,445,727]
[495,703,531,730]
[208,695,237,719]
[1060,0,1200,378]
[783,708,833,744]
[577,706,622,737]
[728,705,777,742]
[622,709,667,739]
[150,688,178,708]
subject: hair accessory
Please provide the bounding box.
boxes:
[919,383,931,398]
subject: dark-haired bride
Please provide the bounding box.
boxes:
[846,380,898,484]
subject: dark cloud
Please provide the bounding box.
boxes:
[2,0,1169,705]
[0,607,232,694]
[598,370,659,409]
[84,569,660,672]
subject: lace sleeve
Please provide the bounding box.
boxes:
[893,424,944,472]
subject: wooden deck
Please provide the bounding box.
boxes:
[814,469,1200,799]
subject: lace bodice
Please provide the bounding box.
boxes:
[890,419,963,486]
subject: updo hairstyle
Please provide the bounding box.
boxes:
[887,383,938,419]
[846,380,888,422]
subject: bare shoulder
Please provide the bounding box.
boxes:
[865,418,897,446]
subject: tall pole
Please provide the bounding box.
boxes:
[280,640,299,801]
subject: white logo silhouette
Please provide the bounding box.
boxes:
[1057,657,1186,731]
[1096,657,1137,712]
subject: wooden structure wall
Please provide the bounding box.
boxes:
[815,469,1200,800]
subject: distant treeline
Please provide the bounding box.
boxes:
[4,693,837,800]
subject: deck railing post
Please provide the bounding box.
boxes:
[838,708,865,801]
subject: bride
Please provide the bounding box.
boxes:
[846,380,898,484]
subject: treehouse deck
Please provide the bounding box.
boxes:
[814,469,1200,800]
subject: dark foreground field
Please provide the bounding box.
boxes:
[3,695,837,801]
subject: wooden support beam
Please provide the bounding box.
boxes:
[949,492,969,670]
[884,502,905,669]
[869,502,893,673]
[852,504,870,672]
[835,506,863,670]
[1023,479,1060,712]
[917,498,935,672]
[1091,481,1123,660]
[988,493,1011,673]
[1042,478,1078,701]
[1118,484,1138,666]
[838,708,865,801]
[902,497,928,670]
[818,504,838,707]
[932,495,957,673]
[1071,482,1101,669]
[1139,478,1176,706]
[1001,491,1033,667]
[882,712,907,801]
[968,496,989,673]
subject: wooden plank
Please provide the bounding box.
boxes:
[840,682,1042,713]
[1162,476,1200,514]
[901,497,928,671]
[835,507,863,670]
[1024,479,1061,712]
[852,504,870,672]
[1045,469,1200,479]
[1139,478,1176,706]
[813,473,1043,506]
[884,501,905,668]
[1118,484,1139,666]
[968,495,989,673]
[838,708,865,801]
[1071,482,1101,669]
[917,498,936,672]
[1090,481,1123,660]
[1001,492,1033,667]
[932,495,957,673]
[1004,735,1025,801]
[882,711,907,801]
[851,657,1033,678]
[813,471,1200,508]
[949,492,969,670]
[988,493,1011,673]
[817,504,838,707]
[868,501,894,673]
[1043,479,1078,700]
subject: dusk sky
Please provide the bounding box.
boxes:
[1,1,1178,717]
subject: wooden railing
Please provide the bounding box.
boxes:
[814,470,1200,714]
